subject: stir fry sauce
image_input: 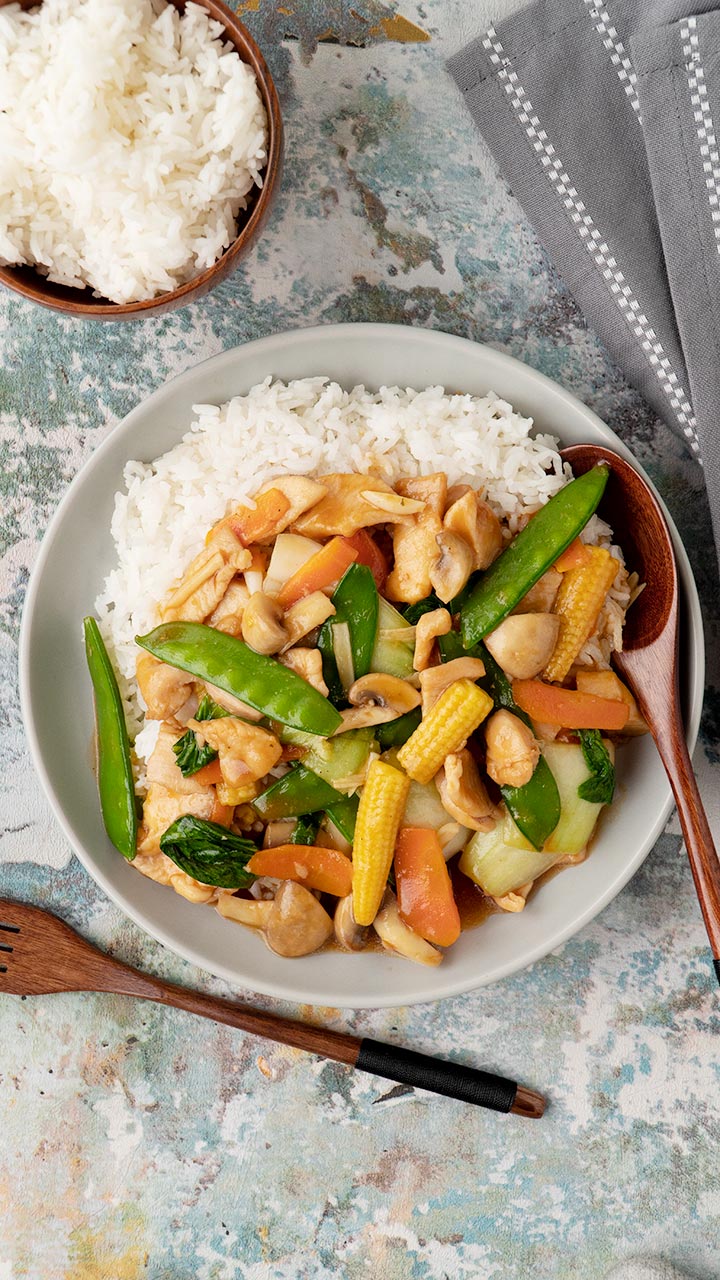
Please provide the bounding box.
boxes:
[85,466,647,966]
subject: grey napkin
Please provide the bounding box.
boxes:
[448,0,720,553]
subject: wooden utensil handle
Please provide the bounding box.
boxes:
[650,698,720,975]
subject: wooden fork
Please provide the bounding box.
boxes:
[0,898,545,1118]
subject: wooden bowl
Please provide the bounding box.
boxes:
[0,0,283,319]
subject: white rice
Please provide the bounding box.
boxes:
[0,0,268,303]
[95,376,570,734]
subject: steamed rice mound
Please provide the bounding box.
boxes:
[0,0,268,303]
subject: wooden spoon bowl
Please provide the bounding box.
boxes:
[0,0,283,319]
[562,444,720,982]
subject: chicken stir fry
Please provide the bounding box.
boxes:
[86,464,645,966]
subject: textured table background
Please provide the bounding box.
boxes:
[2,1,720,1276]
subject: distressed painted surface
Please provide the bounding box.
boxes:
[1,0,719,1276]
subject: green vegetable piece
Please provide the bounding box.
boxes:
[291,813,322,845]
[577,729,616,805]
[83,617,137,862]
[325,795,359,842]
[460,824,560,898]
[370,598,415,679]
[375,707,422,748]
[461,465,610,645]
[303,728,375,785]
[403,593,443,625]
[159,816,257,888]
[253,765,340,822]
[195,692,230,721]
[136,622,342,736]
[438,631,560,849]
[542,741,606,854]
[172,730,218,778]
[318,564,379,703]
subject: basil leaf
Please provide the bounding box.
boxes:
[159,816,257,887]
[290,813,321,845]
[172,730,218,777]
[577,729,615,805]
[196,692,230,720]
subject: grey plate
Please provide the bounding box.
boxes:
[19,324,704,1008]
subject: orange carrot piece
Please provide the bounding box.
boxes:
[210,798,235,827]
[394,827,461,947]
[193,758,224,787]
[247,844,353,897]
[554,537,592,573]
[512,679,629,730]
[343,529,389,591]
[276,537,359,608]
[227,489,291,546]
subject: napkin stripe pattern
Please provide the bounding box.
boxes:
[681,16,720,252]
[581,0,641,121]
[482,25,701,457]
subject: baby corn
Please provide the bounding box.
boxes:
[544,546,619,683]
[352,759,410,926]
[397,678,494,785]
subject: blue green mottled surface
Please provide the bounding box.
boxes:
[2,1,720,1276]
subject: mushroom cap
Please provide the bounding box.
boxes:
[265,881,334,957]
[430,531,475,604]
[348,672,421,714]
[241,591,288,655]
[334,894,370,951]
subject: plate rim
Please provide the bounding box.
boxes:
[18,322,705,1008]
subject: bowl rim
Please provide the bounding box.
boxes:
[18,323,706,1007]
[0,0,283,318]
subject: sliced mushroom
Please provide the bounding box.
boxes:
[281,591,335,650]
[419,656,486,713]
[484,613,560,680]
[485,710,540,788]
[264,881,334,957]
[430,531,475,604]
[136,651,195,720]
[443,491,503,570]
[385,474,447,604]
[348,672,421,714]
[216,895,274,928]
[241,592,288,655]
[436,749,495,831]
[279,646,329,696]
[413,607,452,671]
[512,568,562,614]
[262,820,297,848]
[189,716,282,785]
[204,681,263,722]
[373,891,442,966]
[331,705,398,734]
[334,895,369,951]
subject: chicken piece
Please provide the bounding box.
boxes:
[492,882,533,913]
[292,474,412,538]
[385,474,447,604]
[484,613,560,680]
[419,656,487,714]
[137,783,216,860]
[145,722,214,795]
[485,709,540,788]
[203,681,263,722]
[133,848,217,904]
[413,608,452,671]
[208,580,251,637]
[162,529,252,623]
[446,483,473,506]
[136,651,196,721]
[436,749,495,831]
[189,715,282,786]
[512,568,562,615]
[281,590,335,649]
[279,646,329,696]
[256,476,328,527]
[443,491,503,570]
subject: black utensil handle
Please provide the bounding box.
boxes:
[356,1038,517,1113]
[714,959,720,987]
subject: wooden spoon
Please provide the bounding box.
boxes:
[0,898,544,1119]
[562,444,720,981]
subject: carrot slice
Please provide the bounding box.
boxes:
[554,537,592,573]
[512,679,629,730]
[394,827,461,947]
[247,844,353,897]
[210,798,235,827]
[343,529,389,591]
[227,489,291,546]
[192,758,223,787]
[276,537,359,608]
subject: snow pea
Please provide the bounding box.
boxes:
[83,617,137,861]
[318,563,379,703]
[136,622,342,736]
[253,764,340,822]
[461,465,609,645]
[438,632,560,850]
[325,795,359,842]
[375,707,422,749]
